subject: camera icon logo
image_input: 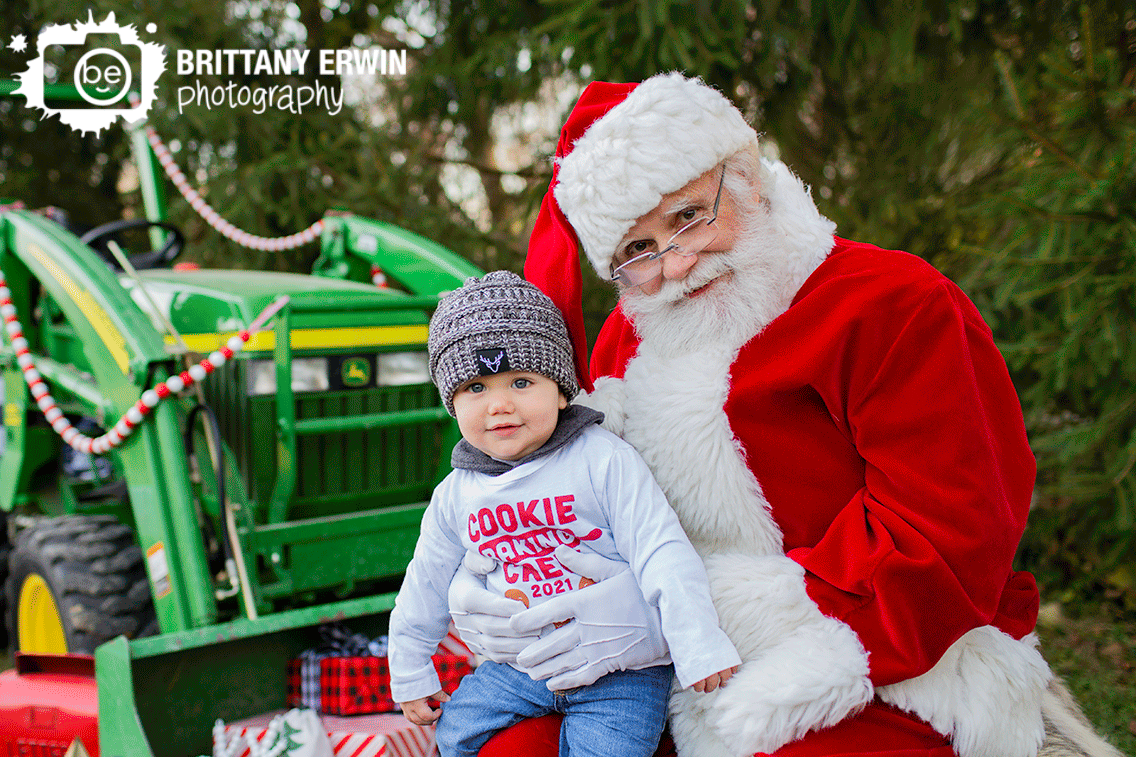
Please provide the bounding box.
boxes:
[12,12,166,136]
[75,47,134,106]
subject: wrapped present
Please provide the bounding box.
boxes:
[214,709,333,757]
[288,624,473,715]
[435,627,473,658]
[219,711,436,757]
[318,655,472,716]
[289,624,388,711]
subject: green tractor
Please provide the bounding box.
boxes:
[0,81,482,755]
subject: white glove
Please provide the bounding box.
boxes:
[447,551,539,663]
[510,545,668,690]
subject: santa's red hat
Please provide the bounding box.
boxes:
[525,73,758,391]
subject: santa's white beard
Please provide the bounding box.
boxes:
[622,207,811,357]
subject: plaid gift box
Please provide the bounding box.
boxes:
[287,658,303,706]
[288,627,474,715]
[319,654,472,716]
[289,650,337,710]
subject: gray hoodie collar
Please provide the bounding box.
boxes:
[450,404,605,476]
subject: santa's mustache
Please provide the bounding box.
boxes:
[624,248,740,307]
[619,215,797,356]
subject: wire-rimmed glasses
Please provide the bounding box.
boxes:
[609,167,725,289]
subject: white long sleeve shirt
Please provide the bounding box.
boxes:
[388,424,739,702]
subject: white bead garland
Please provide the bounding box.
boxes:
[0,272,288,456]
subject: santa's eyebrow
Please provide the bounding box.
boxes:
[661,190,702,216]
[614,187,706,253]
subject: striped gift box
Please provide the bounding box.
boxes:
[221,712,437,757]
[436,627,473,658]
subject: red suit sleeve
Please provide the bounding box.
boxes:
[786,280,1037,685]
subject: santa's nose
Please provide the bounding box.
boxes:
[661,250,701,280]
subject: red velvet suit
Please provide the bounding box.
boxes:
[591,238,1038,684]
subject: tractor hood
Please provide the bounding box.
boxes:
[121,269,431,355]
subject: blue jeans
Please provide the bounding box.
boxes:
[434,661,673,757]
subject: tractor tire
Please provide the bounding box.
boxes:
[5,514,156,654]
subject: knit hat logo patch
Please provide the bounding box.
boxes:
[475,348,511,376]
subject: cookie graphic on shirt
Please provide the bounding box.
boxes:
[504,589,530,607]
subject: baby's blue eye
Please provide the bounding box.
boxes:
[512,378,532,389]
[466,382,485,393]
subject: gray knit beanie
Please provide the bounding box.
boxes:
[428,271,579,416]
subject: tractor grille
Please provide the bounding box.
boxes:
[201,358,445,522]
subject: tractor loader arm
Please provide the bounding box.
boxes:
[312,214,481,295]
[0,209,218,636]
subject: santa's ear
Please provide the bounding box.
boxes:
[724,145,774,208]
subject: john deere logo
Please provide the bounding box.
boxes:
[341,357,371,387]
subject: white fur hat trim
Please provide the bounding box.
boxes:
[553,72,758,276]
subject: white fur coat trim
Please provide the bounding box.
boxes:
[877,627,1051,757]
[554,72,758,275]
[584,346,873,755]
[668,554,874,756]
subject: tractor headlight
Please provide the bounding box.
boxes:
[378,351,430,386]
[246,358,330,396]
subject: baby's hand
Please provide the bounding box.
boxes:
[398,690,450,725]
[692,666,738,693]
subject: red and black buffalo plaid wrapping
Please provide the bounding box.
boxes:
[288,654,473,715]
[286,658,303,706]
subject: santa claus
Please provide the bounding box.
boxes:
[449,73,1117,757]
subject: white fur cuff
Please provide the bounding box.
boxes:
[877,627,1051,757]
[669,554,873,756]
